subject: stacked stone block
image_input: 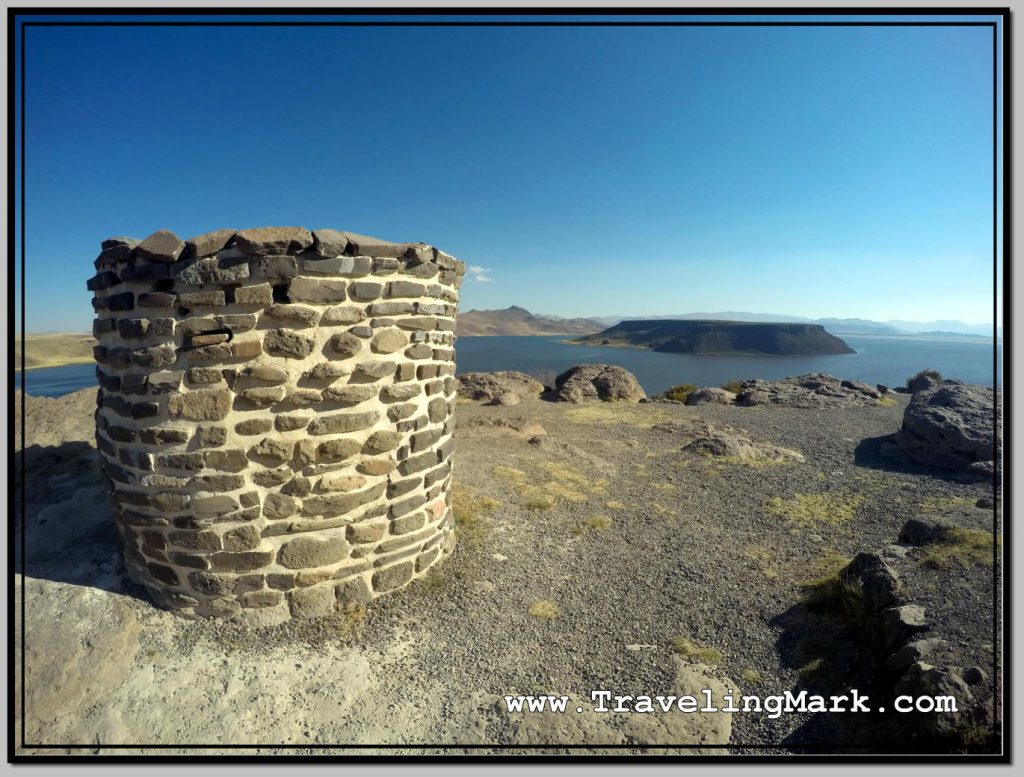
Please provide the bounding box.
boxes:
[87,226,465,623]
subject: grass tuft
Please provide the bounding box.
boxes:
[920,528,997,569]
[452,484,500,547]
[742,545,779,579]
[528,599,560,620]
[522,494,555,511]
[669,636,723,665]
[766,492,862,527]
[662,384,697,403]
[720,380,744,395]
[337,604,367,639]
[572,515,612,536]
[741,668,763,685]
[797,551,867,622]
[918,495,976,512]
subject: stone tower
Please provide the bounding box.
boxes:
[87,227,465,623]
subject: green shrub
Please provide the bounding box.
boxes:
[720,380,744,395]
[662,383,697,403]
[906,369,942,392]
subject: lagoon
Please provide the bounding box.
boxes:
[18,334,1000,398]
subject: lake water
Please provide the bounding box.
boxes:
[18,334,1000,398]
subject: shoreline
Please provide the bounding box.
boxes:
[15,356,95,374]
[564,338,858,357]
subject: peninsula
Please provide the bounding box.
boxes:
[574,319,856,355]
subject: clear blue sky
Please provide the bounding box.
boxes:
[15,14,1002,331]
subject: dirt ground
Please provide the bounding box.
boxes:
[13,388,997,755]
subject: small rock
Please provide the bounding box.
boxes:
[886,638,942,671]
[881,604,928,649]
[488,392,521,406]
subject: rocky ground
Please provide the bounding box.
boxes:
[14,381,1001,756]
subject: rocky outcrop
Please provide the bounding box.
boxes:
[575,320,855,355]
[658,420,803,463]
[456,371,545,403]
[461,416,547,438]
[685,387,736,406]
[896,381,1000,472]
[15,388,98,450]
[735,373,883,409]
[547,364,646,404]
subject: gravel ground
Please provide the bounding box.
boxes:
[14,389,999,755]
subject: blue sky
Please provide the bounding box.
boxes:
[15,14,1002,331]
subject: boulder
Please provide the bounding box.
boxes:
[893,662,976,740]
[898,515,959,545]
[735,373,882,409]
[840,551,901,610]
[456,371,544,402]
[896,381,1000,471]
[685,387,736,406]
[548,364,646,403]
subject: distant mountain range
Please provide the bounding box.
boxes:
[456,308,998,339]
[455,306,605,336]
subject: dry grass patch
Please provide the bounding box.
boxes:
[766,492,863,527]
[528,599,560,620]
[337,604,367,639]
[714,454,798,470]
[742,545,779,579]
[521,494,556,511]
[452,483,501,546]
[797,550,867,622]
[564,403,676,429]
[605,499,625,510]
[918,495,976,512]
[572,515,612,536]
[494,465,527,482]
[920,528,997,569]
[741,668,763,685]
[669,637,723,665]
[877,397,898,407]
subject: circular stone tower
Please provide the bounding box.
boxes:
[87,227,465,622]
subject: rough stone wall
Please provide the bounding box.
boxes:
[87,227,465,623]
